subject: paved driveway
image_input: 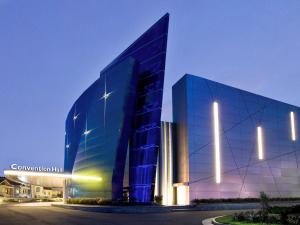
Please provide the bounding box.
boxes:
[0,205,237,225]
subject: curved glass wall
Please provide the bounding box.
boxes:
[65,58,136,200]
[64,14,169,202]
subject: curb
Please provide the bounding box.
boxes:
[52,204,172,214]
[202,216,226,225]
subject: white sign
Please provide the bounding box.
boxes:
[10,164,63,173]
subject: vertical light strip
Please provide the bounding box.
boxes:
[213,102,221,184]
[163,122,168,205]
[290,111,296,141]
[167,123,173,205]
[257,126,264,160]
[154,158,159,197]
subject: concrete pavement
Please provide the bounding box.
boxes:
[0,205,237,225]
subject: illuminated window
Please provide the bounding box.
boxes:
[257,126,264,160]
[290,111,296,141]
[174,183,189,205]
[213,102,221,183]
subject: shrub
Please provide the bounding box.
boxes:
[268,205,300,224]
[251,211,263,222]
[3,198,18,203]
[222,204,300,224]
[99,199,112,205]
[268,206,289,214]
[287,214,300,224]
[232,212,246,221]
[40,198,55,202]
[191,197,300,205]
[233,210,281,223]
[66,198,112,205]
[191,198,259,204]
[291,205,300,213]
[267,213,281,224]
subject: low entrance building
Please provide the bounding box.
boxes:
[0,177,14,198]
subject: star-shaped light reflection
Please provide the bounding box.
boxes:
[82,117,94,153]
[73,114,79,121]
[83,129,92,136]
[101,91,113,100]
[73,105,80,127]
[99,75,113,128]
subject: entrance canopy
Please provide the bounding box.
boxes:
[4,170,102,188]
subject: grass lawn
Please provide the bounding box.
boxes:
[215,215,278,225]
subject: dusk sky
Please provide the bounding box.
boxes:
[1,0,300,175]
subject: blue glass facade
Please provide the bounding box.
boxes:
[64,58,137,199]
[64,14,169,202]
[173,74,300,201]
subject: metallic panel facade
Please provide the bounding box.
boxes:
[173,74,300,202]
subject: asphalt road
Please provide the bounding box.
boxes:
[0,205,237,225]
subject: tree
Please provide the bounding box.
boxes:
[260,191,270,211]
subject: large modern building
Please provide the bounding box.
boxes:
[64,14,300,205]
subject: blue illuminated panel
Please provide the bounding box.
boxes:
[102,14,169,202]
